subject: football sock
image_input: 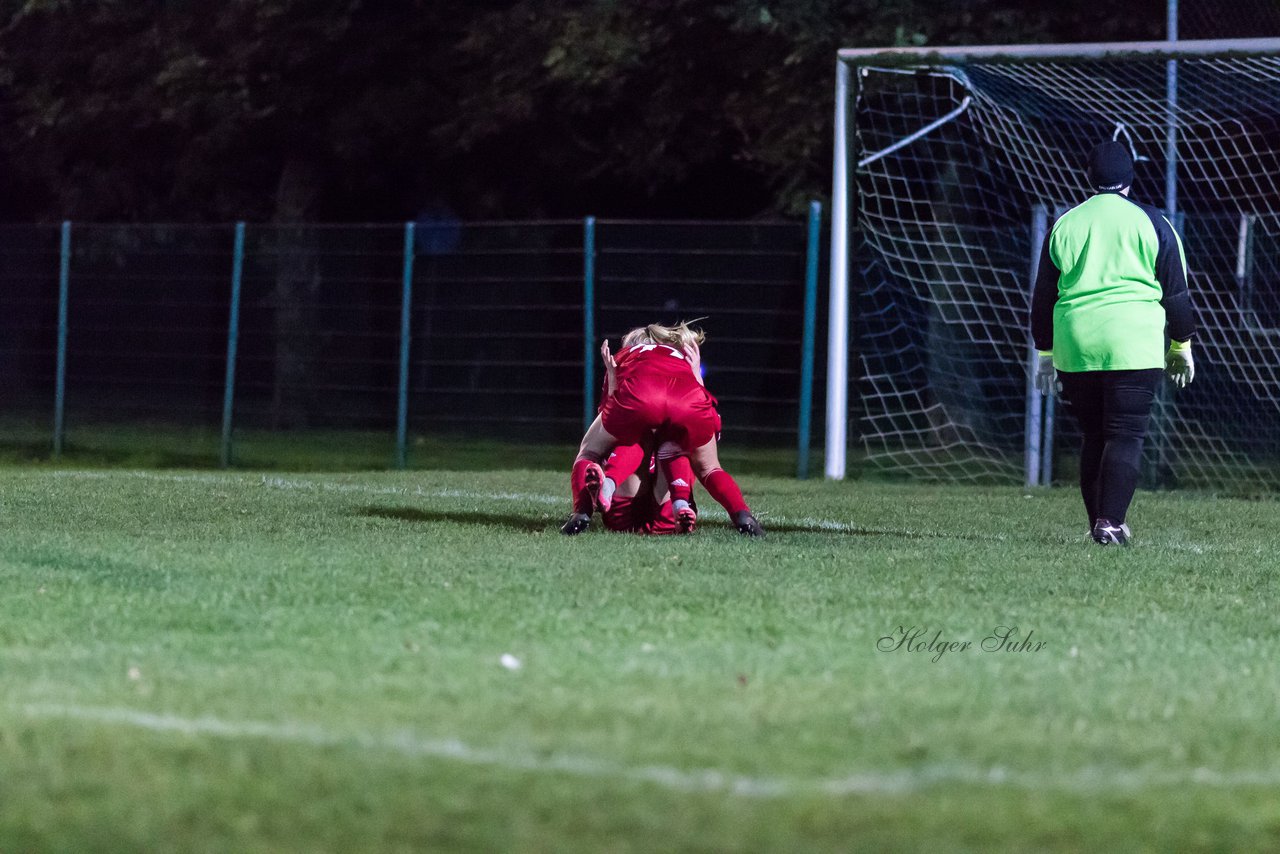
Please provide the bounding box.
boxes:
[663,455,696,505]
[701,468,749,516]
[1098,436,1143,525]
[603,444,647,495]
[1078,433,1104,527]
[570,458,596,515]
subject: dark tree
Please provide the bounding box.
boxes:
[1,0,1168,222]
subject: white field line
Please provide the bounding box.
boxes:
[49,470,977,537]
[15,702,1280,797]
[257,476,564,506]
[51,470,562,505]
[47,471,957,530]
[44,469,1242,549]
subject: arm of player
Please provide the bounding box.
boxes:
[1154,214,1196,344]
[1153,215,1197,387]
[684,342,705,387]
[1029,228,1058,355]
[601,339,618,398]
[1029,228,1059,395]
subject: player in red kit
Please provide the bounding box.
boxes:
[575,338,703,536]
[597,438,698,535]
[562,321,764,537]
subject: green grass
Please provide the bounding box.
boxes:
[2,467,1279,852]
[0,419,803,477]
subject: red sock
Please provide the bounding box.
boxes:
[702,468,748,516]
[603,444,646,488]
[663,456,695,504]
[570,458,595,514]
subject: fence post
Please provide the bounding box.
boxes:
[396,222,416,470]
[582,216,597,432]
[53,221,71,459]
[797,201,822,479]
[1040,389,1056,485]
[1025,205,1048,488]
[220,222,246,468]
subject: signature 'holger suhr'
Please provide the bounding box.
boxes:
[877,626,1047,662]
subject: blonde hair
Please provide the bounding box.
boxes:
[620,319,706,351]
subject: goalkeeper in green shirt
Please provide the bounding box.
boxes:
[1031,140,1197,546]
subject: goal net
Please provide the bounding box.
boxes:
[827,39,1280,489]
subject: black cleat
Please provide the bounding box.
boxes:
[732,510,765,538]
[560,512,592,536]
[1091,519,1131,546]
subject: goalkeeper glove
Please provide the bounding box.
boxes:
[1166,340,1194,389]
[1034,351,1058,396]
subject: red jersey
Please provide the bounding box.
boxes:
[613,343,697,381]
[603,491,679,535]
[600,343,719,452]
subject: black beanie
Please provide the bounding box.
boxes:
[1087,141,1134,191]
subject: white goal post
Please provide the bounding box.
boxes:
[826,38,1280,486]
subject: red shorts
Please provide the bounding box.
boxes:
[601,375,719,452]
[601,493,679,536]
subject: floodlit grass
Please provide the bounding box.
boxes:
[0,419,803,476]
[1,467,1279,851]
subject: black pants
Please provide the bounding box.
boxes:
[1057,369,1162,526]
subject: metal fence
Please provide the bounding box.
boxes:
[0,213,824,473]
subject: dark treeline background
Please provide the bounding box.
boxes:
[0,0,1272,224]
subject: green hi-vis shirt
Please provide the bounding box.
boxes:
[1030,192,1196,372]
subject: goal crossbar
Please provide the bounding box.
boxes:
[837,37,1280,66]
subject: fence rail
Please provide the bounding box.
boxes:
[0,213,825,475]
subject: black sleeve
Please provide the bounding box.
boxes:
[1030,227,1058,352]
[1147,209,1197,342]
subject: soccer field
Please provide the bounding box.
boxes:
[2,467,1279,852]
